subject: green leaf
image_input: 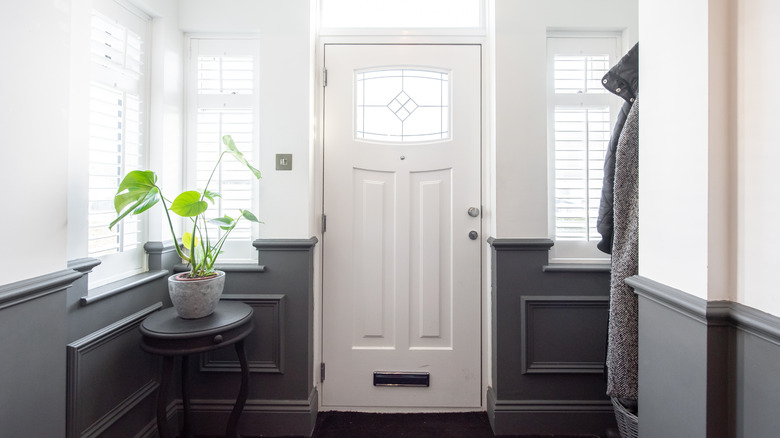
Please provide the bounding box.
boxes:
[109,171,161,230]
[222,135,262,180]
[171,191,208,217]
[202,190,221,204]
[182,231,200,250]
[240,209,261,223]
[209,216,236,231]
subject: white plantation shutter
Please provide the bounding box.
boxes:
[196,109,254,241]
[547,35,620,261]
[188,39,260,261]
[553,106,610,240]
[88,4,148,260]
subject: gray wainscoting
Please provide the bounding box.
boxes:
[486,238,615,436]
[628,275,780,438]
[0,269,81,438]
[0,237,318,438]
[182,237,319,437]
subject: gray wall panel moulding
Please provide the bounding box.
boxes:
[487,237,555,251]
[630,275,780,343]
[728,301,780,347]
[66,302,163,438]
[626,275,708,323]
[68,257,102,273]
[184,388,319,437]
[203,294,286,374]
[520,296,609,374]
[173,263,267,273]
[0,268,82,310]
[80,270,169,306]
[542,264,611,273]
[143,240,178,255]
[253,236,319,250]
[487,388,613,436]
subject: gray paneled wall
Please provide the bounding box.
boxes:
[184,238,319,437]
[0,238,317,438]
[487,238,615,436]
[0,269,80,438]
[628,275,780,438]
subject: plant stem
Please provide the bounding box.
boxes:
[159,191,189,263]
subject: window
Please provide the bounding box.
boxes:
[321,0,482,29]
[547,35,620,262]
[187,38,261,263]
[87,0,150,286]
[356,68,450,143]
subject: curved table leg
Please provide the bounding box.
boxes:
[226,339,249,438]
[181,355,192,438]
[157,355,174,438]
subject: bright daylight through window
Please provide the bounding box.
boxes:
[88,10,147,259]
[321,0,481,28]
[548,36,619,262]
[187,39,261,263]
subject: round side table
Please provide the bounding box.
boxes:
[140,301,254,438]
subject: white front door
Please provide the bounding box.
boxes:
[322,44,482,409]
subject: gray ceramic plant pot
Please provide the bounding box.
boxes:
[168,270,226,319]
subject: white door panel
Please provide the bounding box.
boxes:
[323,44,481,408]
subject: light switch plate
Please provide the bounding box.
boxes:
[276,154,292,171]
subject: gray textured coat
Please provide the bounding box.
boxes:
[606,96,639,399]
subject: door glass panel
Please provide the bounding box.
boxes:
[356,69,450,143]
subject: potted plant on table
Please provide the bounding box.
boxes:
[109,135,262,319]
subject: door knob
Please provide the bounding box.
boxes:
[468,207,480,217]
[469,231,478,240]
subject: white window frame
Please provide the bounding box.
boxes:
[185,36,262,264]
[547,33,622,264]
[83,0,152,288]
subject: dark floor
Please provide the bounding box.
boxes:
[250,411,608,438]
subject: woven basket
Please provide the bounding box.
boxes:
[611,397,638,438]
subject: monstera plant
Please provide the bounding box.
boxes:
[109,135,262,280]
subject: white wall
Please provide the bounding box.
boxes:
[639,0,780,316]
[736,0,780,316]
[638,0,713,300]
[493,0,638,238]
[1,1,72,285]
[180,0,313,239]
[0,0,182,288]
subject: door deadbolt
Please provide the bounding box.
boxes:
[469,231,479,240]
[468,207,480,217]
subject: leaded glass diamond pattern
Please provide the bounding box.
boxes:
[388,91,418,121]
[356,69,449,143]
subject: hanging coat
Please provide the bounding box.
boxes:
[597,43,639,254]
[606,96,639,400]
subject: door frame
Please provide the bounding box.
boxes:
[313,34,494,412]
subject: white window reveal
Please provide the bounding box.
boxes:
[547,35,621,263]
[356,69,450,143]
[86,0,150,287]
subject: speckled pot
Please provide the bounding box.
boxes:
[168,270,225,319]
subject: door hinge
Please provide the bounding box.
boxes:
[322,214,327,233]
[323,68,328,87]
[320,362,326,382]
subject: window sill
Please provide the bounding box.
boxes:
[173,263,266,274]
[81,270,169,306]
[542,263,611,273]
